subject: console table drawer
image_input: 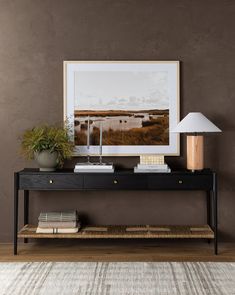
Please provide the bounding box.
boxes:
[19,174,83,190]
[148,174,213,190]
[84,175,148,190]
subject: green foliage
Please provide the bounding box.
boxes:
[21,124,74,167]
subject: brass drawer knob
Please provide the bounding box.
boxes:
[178,180,183,184]
[49,180,53,184]
[114,180,118,184]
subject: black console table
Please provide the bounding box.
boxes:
[14,169,218,255]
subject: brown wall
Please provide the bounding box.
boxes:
[0,0,235,242]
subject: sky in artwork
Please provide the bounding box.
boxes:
[74,71,169,110]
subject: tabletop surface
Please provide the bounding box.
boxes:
[17,168,214,175]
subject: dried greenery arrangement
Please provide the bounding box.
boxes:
[21,124,74,167]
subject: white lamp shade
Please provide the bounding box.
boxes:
[172,112,222,133]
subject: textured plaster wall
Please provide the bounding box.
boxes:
[0,0,234,242]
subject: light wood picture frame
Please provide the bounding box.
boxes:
[63,61,180,156]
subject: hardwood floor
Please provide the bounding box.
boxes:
[0,240,235,262]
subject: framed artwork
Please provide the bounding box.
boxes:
[63,61,180,156]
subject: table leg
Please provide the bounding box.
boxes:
[207,191,211,243]
[213,172,218,255]
[24,190,29,243]
[14,173,19,255]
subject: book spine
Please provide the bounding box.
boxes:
[74,169,114,173]
[137,164,168,169]
[74,165,113,169]
[134,168,171,173]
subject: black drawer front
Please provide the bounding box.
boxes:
[148,174,213,190]
[19,174,83,190]
[84,175,148,190]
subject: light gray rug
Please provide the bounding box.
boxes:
[0,262,234,295]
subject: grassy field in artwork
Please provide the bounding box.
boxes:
[74,109,169,146]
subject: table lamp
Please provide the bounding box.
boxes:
[172,112,221,171]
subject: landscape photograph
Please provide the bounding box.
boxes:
[74,109,169,146]
[73,69,170,146]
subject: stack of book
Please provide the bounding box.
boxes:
[134,163,171,173]
[74,163,114,173]
[36,210,80,234]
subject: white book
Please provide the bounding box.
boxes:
[134,167,171,173]
[75,164,113,169]
[36,227,79,234]
[38,210,77,222]
[137,164,169,169]
[74,168,114,173]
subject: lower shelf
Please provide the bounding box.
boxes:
[18,225,214,239]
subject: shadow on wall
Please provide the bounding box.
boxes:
[207,114,235,190]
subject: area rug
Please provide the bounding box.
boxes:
[0,262,234,295]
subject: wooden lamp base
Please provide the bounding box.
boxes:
[187,135,204,171]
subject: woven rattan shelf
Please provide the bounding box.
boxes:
[18,224,214,239]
